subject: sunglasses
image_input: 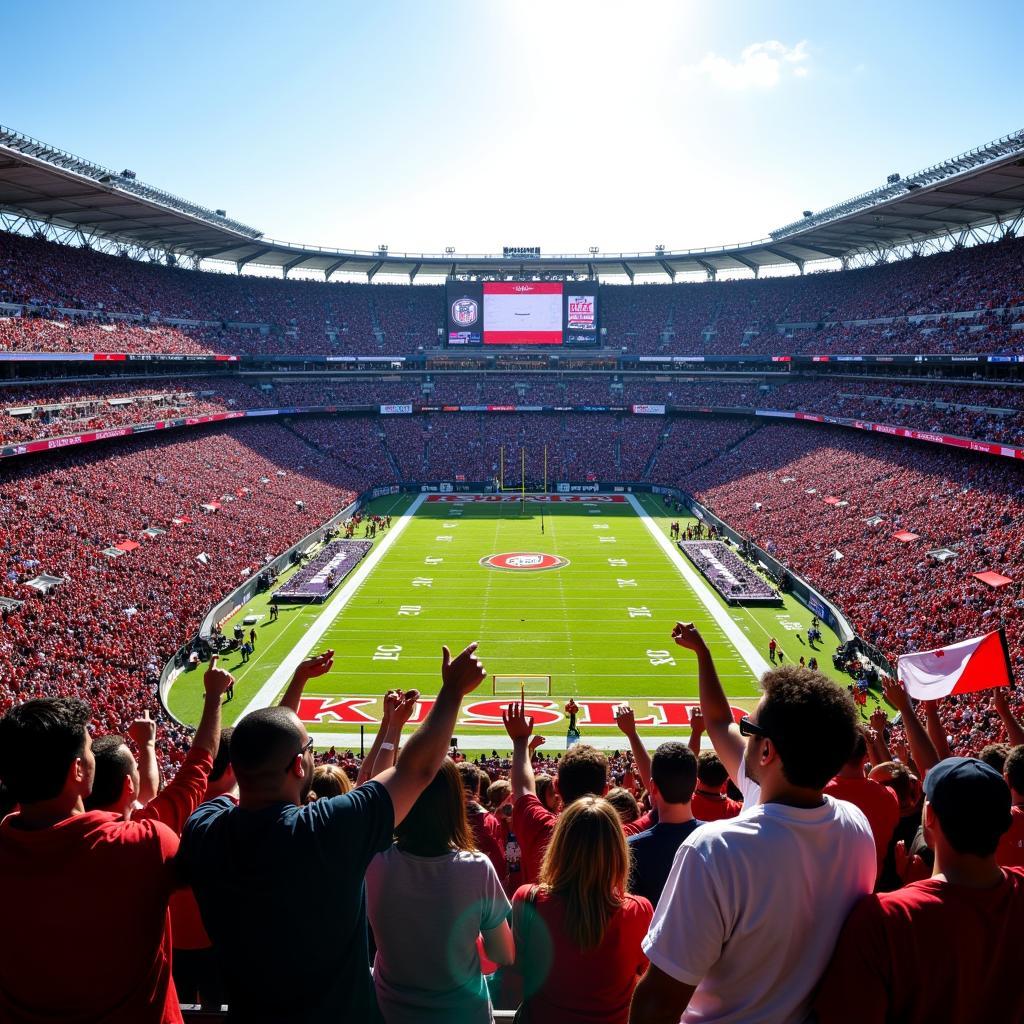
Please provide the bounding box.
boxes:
[284,735,315,772]
[739,716,769,740]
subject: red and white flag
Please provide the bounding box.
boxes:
[897,629,1013,699]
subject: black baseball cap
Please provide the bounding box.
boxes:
[924,757,1012,853]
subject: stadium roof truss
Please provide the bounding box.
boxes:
[1,123,1023,282]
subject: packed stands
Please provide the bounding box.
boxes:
[685,422,1024,752]
[3,229,1023,356]
[0,423,367,773]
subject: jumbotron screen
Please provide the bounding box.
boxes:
[446,280,599,346]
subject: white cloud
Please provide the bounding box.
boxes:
[681,40,810,91]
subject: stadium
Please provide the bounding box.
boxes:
[2,8,1024,1023]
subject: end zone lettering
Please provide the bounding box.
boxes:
[297,696,747,727]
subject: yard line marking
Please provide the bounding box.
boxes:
[237,493,428,716]
[626,493,771,680]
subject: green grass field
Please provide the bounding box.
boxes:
[167,492,856,749]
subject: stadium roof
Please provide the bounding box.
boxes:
[2,123,1023,281]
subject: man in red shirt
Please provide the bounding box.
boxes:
[504,696,610,883]
[815,757,1024,1024]
[84,683,224,832]
[691,751,743,821]
[825,730,900,882]
[0,674,229,1023]
[997,744,1024,869]
[687,709,742,821]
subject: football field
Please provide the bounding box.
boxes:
[166,492,850,750]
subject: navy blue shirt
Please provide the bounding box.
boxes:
[179,782,394,1023]
[628,819,703,907]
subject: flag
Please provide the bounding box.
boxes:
[897,629,1013,699]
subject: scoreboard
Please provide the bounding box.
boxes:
[446,280,599,346]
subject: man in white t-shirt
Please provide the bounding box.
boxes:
[629,622,875,1024]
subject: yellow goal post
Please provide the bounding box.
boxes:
[492,674,552,696]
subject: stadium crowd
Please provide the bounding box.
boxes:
[686,422,1024,757]
[2,622,1023,1023]
[1,224,1024,1021]
[0,423,367,774]
[2,370,1022,453]
[3,228,1022,356]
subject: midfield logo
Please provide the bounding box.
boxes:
[480,551,569,571]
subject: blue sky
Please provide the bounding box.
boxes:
[2,0,1021,258]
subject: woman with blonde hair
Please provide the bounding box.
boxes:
[511,796,652,1023]
[310,763,352,798]
[366,757,514,1023]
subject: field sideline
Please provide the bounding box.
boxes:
[167,492,859,749]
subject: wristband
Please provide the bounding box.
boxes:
[380,742,395,751]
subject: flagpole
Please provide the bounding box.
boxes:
[999,624,1016,686]
[499,445,504,492]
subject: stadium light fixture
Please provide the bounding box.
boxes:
[445,246,455,254]
[589,246,599,254]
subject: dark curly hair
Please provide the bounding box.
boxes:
[757,666,859,790]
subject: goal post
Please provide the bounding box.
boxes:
[492,674,552,697]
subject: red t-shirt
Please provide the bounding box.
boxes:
[690,790,743,822]
[622,809,656,837]
[513,794,556,885]
[512,885,652,1024]
[996,805,1024,869]
[0,810,181,1023]
[513,797,655,882]
[815,867,1024,1024]
[135,746,213,835]
[467,803,508,883]
[825,775,900,879]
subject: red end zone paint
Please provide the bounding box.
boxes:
[426,494,627,503]
[481,551,569,571]
[298,697,747,728]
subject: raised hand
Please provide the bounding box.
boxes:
[503,694,534,741]
[689,706,705,735]
[992,686,1010,713]
[615,703,637,737]
[529,735,546,753]
[391,688,421,729]
[203,655,235,698]
[671,622,707,653]
[127,709,157,747]
[440,642,487,698]
[870,706,889,734]
[881,674,912,714]
[294,649,334,685]
[382,689,402,723]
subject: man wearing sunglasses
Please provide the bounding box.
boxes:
[631,622,875,1024]
[178,640,487,1024]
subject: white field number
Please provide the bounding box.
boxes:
[646,649,677,667]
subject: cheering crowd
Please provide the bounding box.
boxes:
[2,623,1023,1023]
